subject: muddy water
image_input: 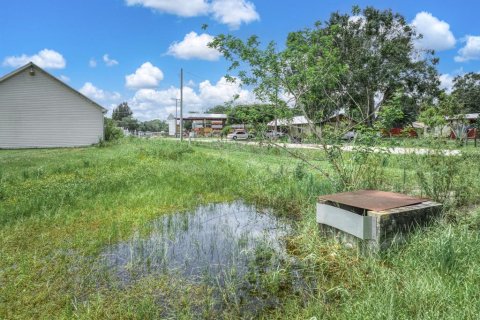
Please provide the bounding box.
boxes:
[101,201,293,284]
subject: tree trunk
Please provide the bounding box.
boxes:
[367,92,375,127]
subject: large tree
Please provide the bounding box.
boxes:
[112,102,133,121]
[117,116,139,132]
[318,6,440,124]
[139,119,168,132]
[205,105,232,114]
[210,20,345,133]
[210,6,441,128]
[227,104,289,126]
[452,72,480,113]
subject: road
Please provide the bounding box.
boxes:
[183,138,462,156]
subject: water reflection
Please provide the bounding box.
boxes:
[101,202,291,283]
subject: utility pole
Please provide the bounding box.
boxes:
[180,68,184,142]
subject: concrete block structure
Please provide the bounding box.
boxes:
[316,190,442,253]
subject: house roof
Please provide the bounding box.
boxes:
[268,115,310,126]
[412,121,427,129]
[268,109,351,127]
[0,62,107,113]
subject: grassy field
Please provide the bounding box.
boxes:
[1,138,480,319]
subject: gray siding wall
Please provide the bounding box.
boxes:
[0,68,104,148]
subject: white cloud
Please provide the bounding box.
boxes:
[167,32,221,61]
[198,77,254,104]
[125,0,209,17]
[80,82,121,104]
[455,36,480,62]
[130,86,201,119]
[89,58,97,68]
[103,54,119,66]
[125,62,164,89]
[125,0,259,28]
[128,76,256,120]
[3,49,66,69]
[211,0,259,29]
[439,74,455,93]
[411,12,456,51]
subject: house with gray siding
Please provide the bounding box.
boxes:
[0,62,107,148]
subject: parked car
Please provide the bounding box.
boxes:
[227,130,250,140]
[265,130,286,138]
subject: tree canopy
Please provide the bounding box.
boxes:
[452,72,480,113]
[205,105,232,114]
[210,6,441,128]
[226,104,289,126]
[139,119,168,132]
[112,102,133,121]
[321,6,440,124]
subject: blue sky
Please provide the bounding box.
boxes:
[1,0,480,120]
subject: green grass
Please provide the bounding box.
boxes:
[1,138,480,319]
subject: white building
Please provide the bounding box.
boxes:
[0,62,106,148]
[268,115,317,136]
[167,114,177,136]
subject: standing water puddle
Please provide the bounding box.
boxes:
[101,202,293,284]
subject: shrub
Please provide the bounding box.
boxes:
[104,117,124,142]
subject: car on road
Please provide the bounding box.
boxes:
[227,130,250,140]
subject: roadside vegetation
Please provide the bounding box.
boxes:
[1,138,479,319]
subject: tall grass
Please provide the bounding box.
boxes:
[1,138,480,319]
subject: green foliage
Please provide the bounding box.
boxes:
[138,119,168,132]
[415,151,479,206]
[184,120,192,131]
[452,72,480,113]
[416,152,461,204]
[439,92,463,116]
[375,90,405,135]
[117,116,139,132]
[205,104,232,114]
[1,139,480,319]
[326,145,389,191]
[305,6,439,126]
[418,105,447,129]
[227,103,287,126]
[103,117,124,142]
[221,125,232,137]
[139,141,194,160]
[210,20,345,126]
[112,102,133,121]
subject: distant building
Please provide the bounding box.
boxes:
[268,116,315,136]
[0,62,106,148]
[447,113,479,139]
[167,114,176,136]
[268,110,355,137]
[168,113,228,136]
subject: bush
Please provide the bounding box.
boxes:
[104,117,124,142]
